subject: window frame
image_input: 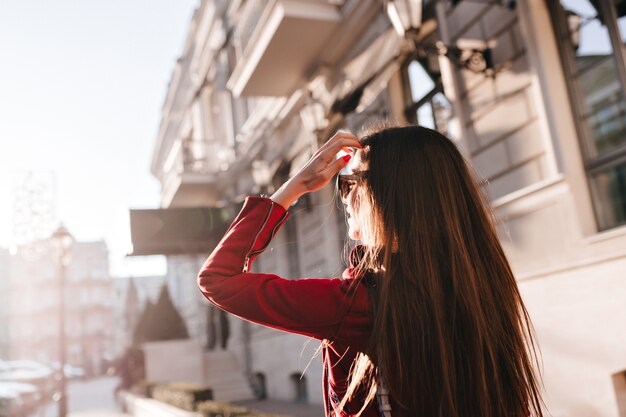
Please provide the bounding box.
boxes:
[548,0,626,231]
[401,51,450,134]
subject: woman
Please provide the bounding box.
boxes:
[198,125,544,417]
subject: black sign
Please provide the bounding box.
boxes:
[128,207,232,256]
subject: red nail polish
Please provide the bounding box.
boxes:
[342,154,351,162]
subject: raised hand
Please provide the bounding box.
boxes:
[270,131,364,209]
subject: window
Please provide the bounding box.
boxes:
[289,373,308,403]
[252,372,267,399]
[402,33,453,136]
[549,0,626,230]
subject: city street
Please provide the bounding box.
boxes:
[4,0,626,415]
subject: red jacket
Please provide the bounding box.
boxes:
[197,196,380,417]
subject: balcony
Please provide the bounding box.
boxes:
[227,0,343,97]
[160,139,235,208]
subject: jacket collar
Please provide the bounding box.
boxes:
[349,244,366,268]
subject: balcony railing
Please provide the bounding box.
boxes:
[163,138,231,176]
[234,0,267,55]
[160,138,236,207]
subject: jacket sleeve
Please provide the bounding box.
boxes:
[197,196,371,341]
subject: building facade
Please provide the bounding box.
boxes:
[0,248,10,359]
[7,240,115,376]
[150,1,626,415]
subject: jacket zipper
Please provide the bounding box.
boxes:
[242,204,288,273]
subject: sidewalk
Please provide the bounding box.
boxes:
[66,399,324,417]
[234,399,324,417]
[37,376,129,417]
[35,376,324,417]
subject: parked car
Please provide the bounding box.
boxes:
[0,381,41,417]
[0,360,54,413]
[0,360,52,382]
[49,362,86,379]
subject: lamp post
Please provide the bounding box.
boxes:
[384,0,500,77]
[51,224,73,417]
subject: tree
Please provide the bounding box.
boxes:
[132,285,189,345]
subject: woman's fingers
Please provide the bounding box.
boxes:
[320,138,363,163]
[319,131,363,153]
[287,131,363,194]
[302,153,350,192]
[322,153,352,179]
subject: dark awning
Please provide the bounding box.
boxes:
[128,207,232,256]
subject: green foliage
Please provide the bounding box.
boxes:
[196,400,288,417]
[150,382,213,411]
[196,400,250,417]
[147,381,289,417]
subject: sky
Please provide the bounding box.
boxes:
[0,0,199,277]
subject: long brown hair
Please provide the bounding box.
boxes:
[338,124,545,417]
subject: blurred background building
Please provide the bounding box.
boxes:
[0,249,10,360]
[135,0,626,415]
[6,240,115,377]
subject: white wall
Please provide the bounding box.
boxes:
[142,339,204,385]
[249,331,324,404]
[520,256,626,417]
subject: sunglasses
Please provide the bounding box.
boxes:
[336,171,368,202]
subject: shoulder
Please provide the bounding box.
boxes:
[331,269,373,346]
[338,268,371,299]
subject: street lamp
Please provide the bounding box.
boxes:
[384,0,499,77]
[51,224,73,417]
